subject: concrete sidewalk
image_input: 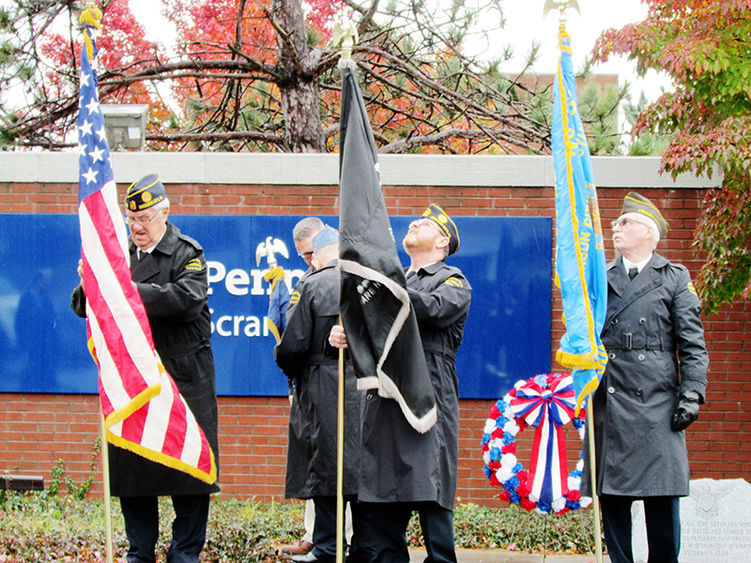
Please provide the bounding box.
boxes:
[409,549,610,562]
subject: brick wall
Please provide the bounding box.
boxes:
[1,171,748,504]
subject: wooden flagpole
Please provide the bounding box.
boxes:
[334,16,358,563]
[586,404,603,562]
[99,410,114,563]
[544,1,602,560]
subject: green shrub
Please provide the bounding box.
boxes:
[46,438,101,500]
[0,493,601,561]
[407,503,598,554]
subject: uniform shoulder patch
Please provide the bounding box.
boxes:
[290,290,301,305]
[444,276,463,288]
[687,281,697,296]
[185,258,203,271]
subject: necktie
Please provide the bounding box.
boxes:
[628,266,638,281]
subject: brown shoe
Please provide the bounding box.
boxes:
[278,540,314,556]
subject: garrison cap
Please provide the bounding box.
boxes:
[620,192,668,238]
[421,203,459,255]
[125,174,166,212]
[312,225,339,253]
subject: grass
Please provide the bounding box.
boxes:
[0,490,601,561]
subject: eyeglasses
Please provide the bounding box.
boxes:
[409,218,438,230]
[125,210,161,226]
[297,250,314,260]
[611,217,648,230]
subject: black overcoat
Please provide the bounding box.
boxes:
[583,253,708,498]
[358,261,471,509]
[72,222,219,497]
[274,260,362,498]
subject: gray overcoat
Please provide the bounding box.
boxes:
[583,253,708,498]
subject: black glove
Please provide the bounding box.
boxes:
[671,391,700,431]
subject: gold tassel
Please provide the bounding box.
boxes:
[80,5,103,61]
[79,5,103,28]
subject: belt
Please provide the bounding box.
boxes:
[421,343,456,361]
[603,333,668,351]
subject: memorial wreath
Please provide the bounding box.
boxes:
[481,372,592,514]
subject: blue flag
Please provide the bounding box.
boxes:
[552,27,608,415]
[264,266,291,343]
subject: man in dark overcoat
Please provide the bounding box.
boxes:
[330,203,472,563]
[72,174,219,563]
[274,226,373,563]
[583,192,708,563]
[276,216,324,558]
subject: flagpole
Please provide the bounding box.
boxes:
[334,17,358,563]
[336,319,345,563]
[585,405,603,562]
[80,3,113,560]
[99,410,114,563]
[546,2,603,561]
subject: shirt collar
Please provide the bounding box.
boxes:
[622,254,652,274]
[137,225,168,255]
[407,261,440,276]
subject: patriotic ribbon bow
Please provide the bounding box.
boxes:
[509,374,576,507]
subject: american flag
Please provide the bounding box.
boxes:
[76,13,216,484]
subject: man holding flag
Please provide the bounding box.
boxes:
[72,174,220,562]
[331,203,470,562]
[549,15,708,563]
[71,8,217,562]
[332,61,472,561]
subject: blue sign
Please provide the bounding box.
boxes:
[0,214,551,399]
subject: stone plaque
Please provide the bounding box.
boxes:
[680,478,751,562]
[630,478,751,562]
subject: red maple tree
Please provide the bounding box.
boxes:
[592,0,751,312]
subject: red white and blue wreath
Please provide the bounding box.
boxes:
[481,372,592,514]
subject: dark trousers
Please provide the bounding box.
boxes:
[600,495,680,563]
[119,494,210,563]
[364,501,456,563]
[312,496,375,563]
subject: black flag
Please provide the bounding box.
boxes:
[338,65,436,434]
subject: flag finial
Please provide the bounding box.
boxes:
[332,12,358,69]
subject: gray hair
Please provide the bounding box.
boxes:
[637,217,660,249]
[293,217,324,242]
[153,197,170,212]
[648,224,660,248]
